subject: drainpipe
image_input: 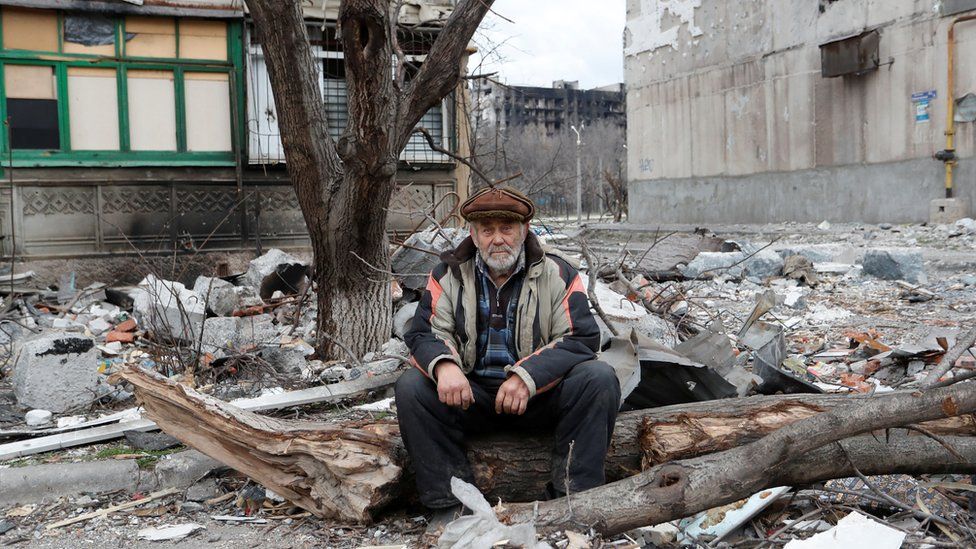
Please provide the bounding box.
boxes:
[938,14,976,198]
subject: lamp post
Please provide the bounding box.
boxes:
[570,124,583,223]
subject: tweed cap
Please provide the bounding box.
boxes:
[460,186,535,222]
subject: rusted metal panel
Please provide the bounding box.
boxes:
[819,30,880,78]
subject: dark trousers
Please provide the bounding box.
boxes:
[394,360,621,509]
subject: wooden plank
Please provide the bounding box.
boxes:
[0,372,399,461]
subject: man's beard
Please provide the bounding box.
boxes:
[480,242,523,274]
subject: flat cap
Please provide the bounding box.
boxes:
[460,186,535,222]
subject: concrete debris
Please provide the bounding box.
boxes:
[185,478,221,502]
[200,314,277,358]
[137,523,205,542]
[391,227,468,291]
[124,430,181,452]
[132,275,206,341]
[193,276,261,317]
[681,246,783,280]
[244,249,308,299]
[24,409,52,427]
[954,217,976,234]
[783,512,905,549]
[12,332,108,413]
[782,255,819,286]
[862,249,926,284]
[260,345,311,377]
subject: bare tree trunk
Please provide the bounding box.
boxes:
[120,366,976,527]
[245,0,494,359]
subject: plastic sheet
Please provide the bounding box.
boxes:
[438,477,551,549]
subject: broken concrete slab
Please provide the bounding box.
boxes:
[391,227,468,290]
[132,275,206,341]
[0,459,145,507]
[260,345,310,377]
[193,276,261,317]
[185,478,221,502]
[862,249,926,284]
[244,249,308,300]
[124,430,182,452]
[681,246,783,280]
[153,450,224,490]
[12,332,108,413]
[200,314,277,358]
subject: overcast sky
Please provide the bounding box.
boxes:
[470,0,627,90]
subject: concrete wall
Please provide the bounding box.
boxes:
[625,0,976,223]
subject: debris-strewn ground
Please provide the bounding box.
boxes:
[1,218,975,548]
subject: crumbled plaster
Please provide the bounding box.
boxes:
[625,0,704,57]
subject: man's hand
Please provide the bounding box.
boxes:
[495,374,530,415]
[434,360,474,410]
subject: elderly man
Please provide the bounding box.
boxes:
[395,186,620,521]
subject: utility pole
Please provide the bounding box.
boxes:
[571,124,583,223]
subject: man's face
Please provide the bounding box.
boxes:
[472,218,528,273]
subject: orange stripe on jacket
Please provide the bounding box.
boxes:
[514,341,557,368]
[426,274,445,322]
[409,355,432,379]
[560,274,586,332]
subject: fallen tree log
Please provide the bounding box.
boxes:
[500,378,976,535]
[120,366,976,525]
[470,392,976,500]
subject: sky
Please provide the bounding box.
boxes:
[469,0,628,90]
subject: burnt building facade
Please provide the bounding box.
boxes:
[471,77,625,135]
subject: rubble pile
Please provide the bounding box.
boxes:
[0,221,975,547]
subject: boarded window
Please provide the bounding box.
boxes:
[63,13,117,56]
[124,16,176,58]
[68,67,120,150]
[5,64,59,149]
[2,7,58,52]
[179,19,227,60]
[184,72,232,151]
[127,70,176,151]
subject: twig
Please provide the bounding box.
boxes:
[902,425,967,460]
[834,441,961,531]
[579,239,619,337]
[413,126,516,188]
[922,325,976,388]
[46,487,180,530]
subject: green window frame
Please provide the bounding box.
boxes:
[0,7,245,167]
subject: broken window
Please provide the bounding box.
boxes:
[179,19,227,60]
[124,16,177,58]
[2,7,58,52]
[63,13,117,56]
[68,67,120,150]
[185,72,232,151]
[127,70,177,151]
[5,64,59,149]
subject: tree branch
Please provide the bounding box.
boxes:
[396,0,496,148]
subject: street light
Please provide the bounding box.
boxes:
[570,123,583,223]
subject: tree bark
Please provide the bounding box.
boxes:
[245,0,495,360]
[120,366,976,525]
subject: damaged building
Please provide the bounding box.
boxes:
[625,0,976,224]
[0,0,470,283]
[470,77,625,136]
